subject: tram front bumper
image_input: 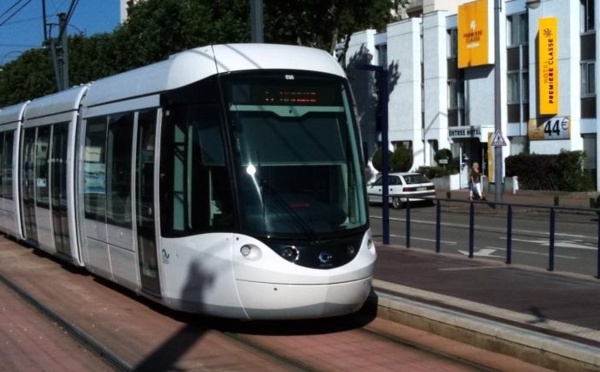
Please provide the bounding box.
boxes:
[235,276,373,320]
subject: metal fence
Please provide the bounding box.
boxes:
[387,197,600,279]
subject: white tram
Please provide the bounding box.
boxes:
[0,44,376,319]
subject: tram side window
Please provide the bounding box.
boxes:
[160,105,233,236]
[0,132,4,199]
[0,131,12,200]
[3,131,14,199]
[35,126,51,209]
[106,112,134,228]
[84,117,108,222]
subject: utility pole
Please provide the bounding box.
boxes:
[49,13,69,91]
[250,0,263,43]
[43,1,78,91]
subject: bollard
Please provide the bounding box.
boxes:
[591,198,597,208]
[554,196,559,206]
[446,191,451,199]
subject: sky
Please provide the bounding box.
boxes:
[0,0,121,65]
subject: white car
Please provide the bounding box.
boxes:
[367,172,436,209]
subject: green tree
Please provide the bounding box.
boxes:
[433,148,452,166]
[68,33,122,84]
[0,49,55,106]
[371,148,388,172]
[0,0,397,106]
[264,0,391,53]
[390,146,412,172]
[371,146,413,172]
[112,0,251,71]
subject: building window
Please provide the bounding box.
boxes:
[507,13,528,47]
[581,0,595,33]
[448,79,464,109]
[507,71,529,104]
[376,44,387,68]
[582,60,596,96]
[507,72,519,103]
[447,28,458,58]
[522,71,529,102]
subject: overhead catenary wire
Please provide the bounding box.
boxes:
[0,0,34,27]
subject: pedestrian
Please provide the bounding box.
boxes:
[469,162,483,201]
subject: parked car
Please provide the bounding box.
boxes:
[367,172,435,209]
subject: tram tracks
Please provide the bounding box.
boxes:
[0,240,547,371]
[0,267,132,371]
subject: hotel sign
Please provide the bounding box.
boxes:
[457,0,493,68]
[538,17,559,115]
[449,126,481,138]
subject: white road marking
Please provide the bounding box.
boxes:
[502,237,597,250]
[485,245,577,259]
[390,234,457,245]
[457,248,502,257]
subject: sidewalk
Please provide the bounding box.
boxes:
[372,188,600,371]
[436,188,598,210]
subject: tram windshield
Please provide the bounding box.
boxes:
[224,72,367,239]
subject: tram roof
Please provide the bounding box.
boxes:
[83,43,345,108]
[24,85,89,121]
[0,101,28,127]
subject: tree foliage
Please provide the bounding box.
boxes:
[0,0,395,106]
[372,146,413,173]
[111,0,250,71]
[264,0,390,53]
[433,148,452,165]
[0,49,55,106]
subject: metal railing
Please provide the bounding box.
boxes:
[389,197,600,279]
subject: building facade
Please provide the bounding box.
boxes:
[348,0,599,190]
[120,0,139,23]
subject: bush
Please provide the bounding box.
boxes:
[505,150,593,191]
[371,148,388,172]
[390,146,412,172]
[372,146,413,172]
[434,148,452,166]
[417,166,451,179]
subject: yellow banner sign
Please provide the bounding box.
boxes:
[458,0,492,68]
[538,17,558,115]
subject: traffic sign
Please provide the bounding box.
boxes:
[491,130,507,147]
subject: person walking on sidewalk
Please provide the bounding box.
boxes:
[469,162,484,201]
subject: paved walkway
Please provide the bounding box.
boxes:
[372,188,600,371]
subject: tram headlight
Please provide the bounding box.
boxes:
[240,244,262,260]
[346,244,356,257]
[281,246,299,262]
[367,238,375,250]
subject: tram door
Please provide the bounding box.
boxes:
[136,110,160,294]
[21,128,37,244]
[51,123,70,256]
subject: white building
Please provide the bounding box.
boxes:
[348,0,599,190]
[120,0,139,23]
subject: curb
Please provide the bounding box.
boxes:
[372,284,600,371]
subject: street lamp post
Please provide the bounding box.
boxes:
[494,0,503,203]
[358,63,390,245]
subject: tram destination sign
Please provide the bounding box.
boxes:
[528,117,570,140]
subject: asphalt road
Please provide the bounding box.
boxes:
[369,204,600,277]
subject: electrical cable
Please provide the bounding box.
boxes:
[0,0,33,28]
